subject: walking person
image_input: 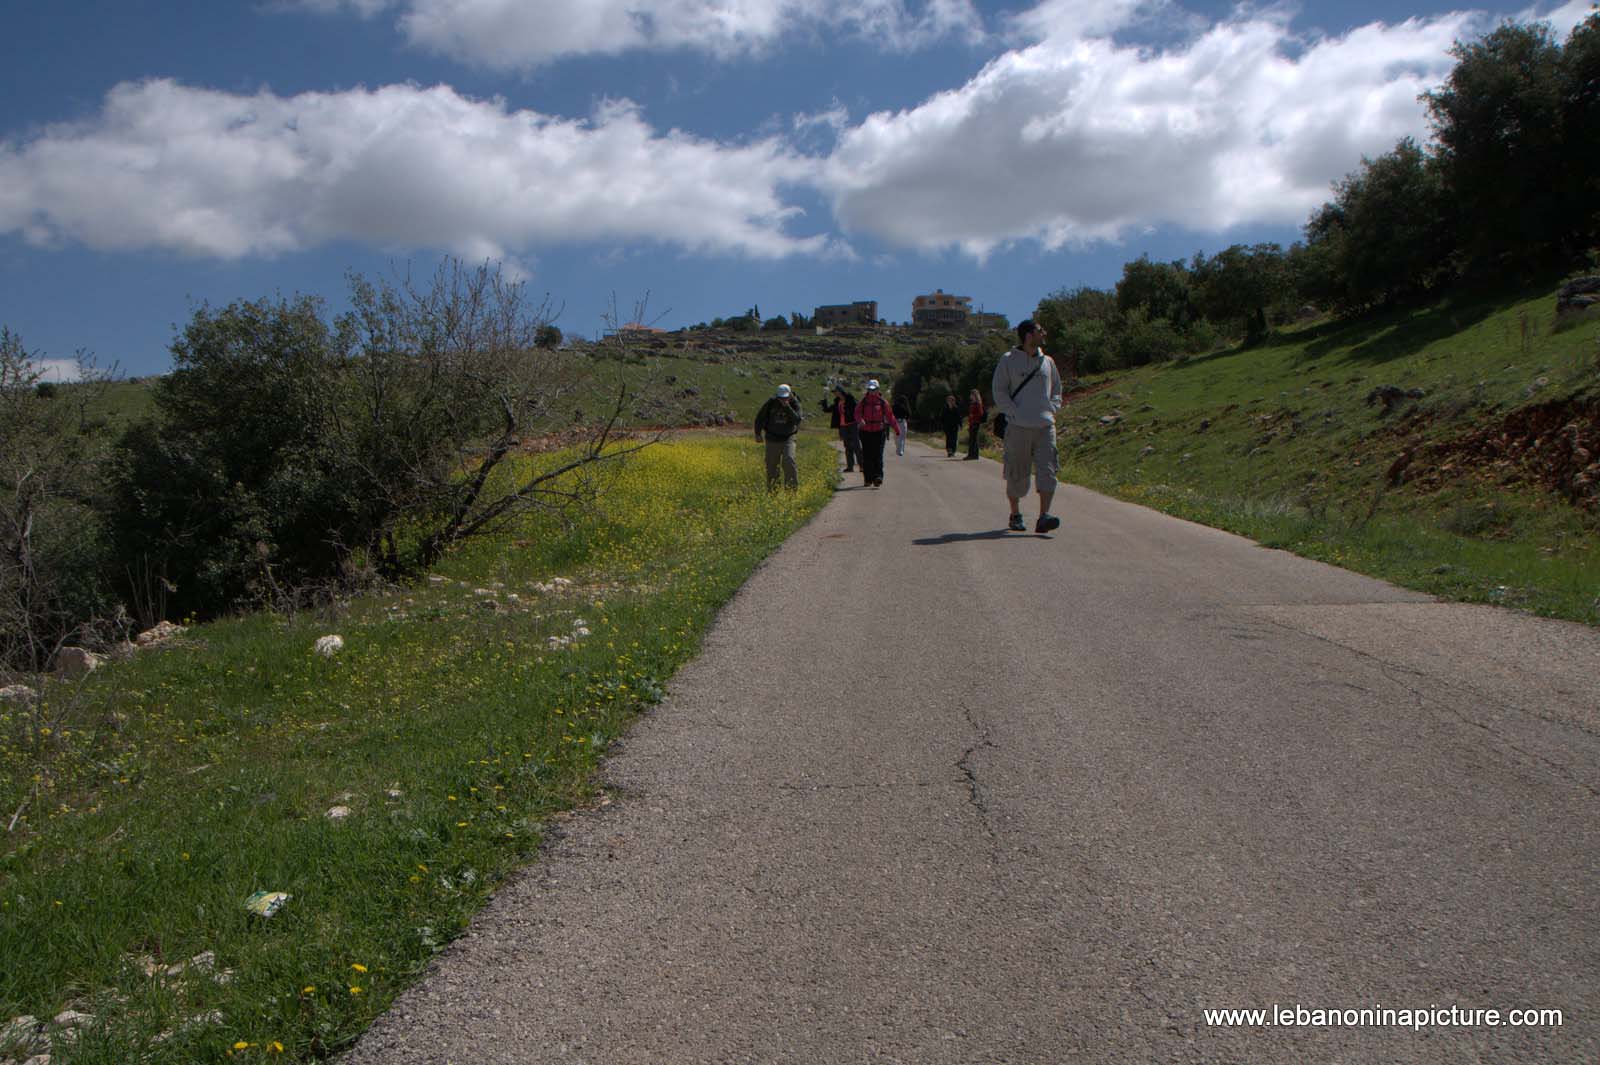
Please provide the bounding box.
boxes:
[854,379,900,489]
[820,384,862,476]
[892,391,912,457]
[991,320,1063,532]
[940,393,963,457]
[754,383,804,490]
[964,389,985,460]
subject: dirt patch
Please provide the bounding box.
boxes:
[1387,397,1600,509]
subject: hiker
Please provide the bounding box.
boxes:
[940,393,963,457]
[854,379,900,488]
[892,391,912,457]
[754,383,804,490]
[819,384,862,475]
[965,389,985,460]
[991,320,1063,532]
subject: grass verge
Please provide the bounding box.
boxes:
[1058,283,1600,624]
[0,432,835,1063]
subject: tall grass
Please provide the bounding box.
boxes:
[0,434,834,1063]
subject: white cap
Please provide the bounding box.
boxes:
[866,379,880,390]
[776,383,792,397]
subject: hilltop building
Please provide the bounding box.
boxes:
[813,300,878,327]
[912,290,971,328]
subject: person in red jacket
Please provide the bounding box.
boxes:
[854,379,900,488]
[964,388,985,460]
[819,384,862,475]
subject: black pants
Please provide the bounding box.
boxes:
[838,424,862,471]
[966,423,982,458]
[943,426,959,454]
[860,429,888,484]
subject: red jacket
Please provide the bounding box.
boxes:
[968,398,985,428]
[855,391,900,434]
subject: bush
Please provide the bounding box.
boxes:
[109,260,650,621]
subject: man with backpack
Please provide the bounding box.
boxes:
[854,379,900,489]
[754,383,805,489]
[991,320,1063,532]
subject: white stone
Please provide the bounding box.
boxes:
[53,647,102,679]
[314,635,344,657]
[573,627,591,638]
[135,621,185,647]
[50,1012,90,1030]
[326,805,353,821]
[0,685,36,706]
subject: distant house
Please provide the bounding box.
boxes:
[813,300,878,327]
[912,290,971,328]
[969,310,1009,331]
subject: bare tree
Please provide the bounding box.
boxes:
[0,329,114,672]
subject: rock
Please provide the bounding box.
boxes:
[0,1016,45,1057]
[325,805,353,821]
[51,1012,91,1030]
[1098,414,1122,426]
[427,575,449,585]
[53,647,102,679]
[313,635,344,657]
[0,684,37,706]
[135,620,185,647]
[1197,419,1211,432]
[1139,446,1156,457]
[1556,275,1600,313]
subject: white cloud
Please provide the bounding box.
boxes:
[34,359,84,384]
[818,4,1484,256]
[1520,0,1599,36]
[0,79,827,263]
[295,0,983,67]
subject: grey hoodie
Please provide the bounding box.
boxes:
[990,348,1062,429]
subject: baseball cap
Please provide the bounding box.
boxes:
[866,379,880,391]
[776,384,792,397]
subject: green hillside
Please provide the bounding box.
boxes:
[1055,283,1599,623]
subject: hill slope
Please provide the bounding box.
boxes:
[1057,283,1599,624]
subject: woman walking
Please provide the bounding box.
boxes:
[964,389,985,460]
[855,380,900,488]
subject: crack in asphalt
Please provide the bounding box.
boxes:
[958,704,998,837]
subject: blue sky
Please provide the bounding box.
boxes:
[3,0,1593,379]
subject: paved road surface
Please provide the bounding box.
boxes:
[347,440,1600,1064]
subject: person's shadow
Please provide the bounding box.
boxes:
[913,530,1042,545]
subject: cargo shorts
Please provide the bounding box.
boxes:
[1001,422,1058,499]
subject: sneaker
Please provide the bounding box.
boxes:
[1007,513,1026,532]
[1035,513,1061,534]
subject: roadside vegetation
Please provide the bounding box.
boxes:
[0,435,835,1062]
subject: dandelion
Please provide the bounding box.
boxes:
[302,985,316,994]
[351,963,368,973]
[235,1041,251,1050]
[350,986,362,995]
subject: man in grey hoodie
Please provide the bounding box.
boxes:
[990,319,1064,533]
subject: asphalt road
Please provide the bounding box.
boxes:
[346,439,1600,1064]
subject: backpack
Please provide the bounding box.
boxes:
[857,392,888,432]
[767,399,799,436]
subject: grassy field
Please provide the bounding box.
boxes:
[1055,284,1600,623]
[0,433,835,1063]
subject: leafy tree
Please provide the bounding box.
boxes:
[1559,12,1600,250]
[535,323,563,348]
[1425,21,1568,272]
[1191,244,1288,346]
[1116,256,1194,330]
[1036,285,1117,376]
[762,316,790,332]
[1303,139,1455,310]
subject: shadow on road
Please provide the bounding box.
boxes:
[913,530,1043,545]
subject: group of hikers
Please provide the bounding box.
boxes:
[753,319,1063,533]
